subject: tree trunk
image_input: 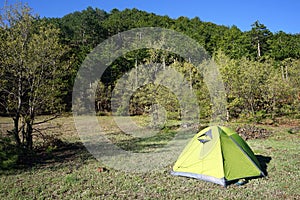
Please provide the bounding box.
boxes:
[281,66,285,80]
[285,65,288,80]
[226,109,230,122]
[12,73,23,147]
[281,65,288,81]
[25,120,33,150]
[162,56,166,70]
[189,67,193,91]
[188,58,193,90]
[12,116,21,147]
[272,95,276,120]
[135,58,138,89]
[257,40,261,58]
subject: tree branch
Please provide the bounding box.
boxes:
[33,114,60,125]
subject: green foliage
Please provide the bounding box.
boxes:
[1,4,300,126]
[249,20,272,59]
[65,174,79,184]
[0,3,70,150]
[48,8,300,122]
[269,31,300,60]
[216,51,300,121]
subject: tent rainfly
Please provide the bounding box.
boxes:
[171,126,265,186]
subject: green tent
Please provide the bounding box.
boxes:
[171,126,265,186]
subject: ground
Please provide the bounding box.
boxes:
[0,115,299,199]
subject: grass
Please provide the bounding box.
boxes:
[0,115,299,199]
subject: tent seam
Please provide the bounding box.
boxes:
[217,126,227,185]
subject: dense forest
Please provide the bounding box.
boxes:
[0,4,300,149]
[52,7,300,119]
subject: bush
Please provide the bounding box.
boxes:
[0,134,19,169]
[96,111,111,116]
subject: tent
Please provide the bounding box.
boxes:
[171,126,265,186]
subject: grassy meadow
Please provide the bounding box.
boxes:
[0,115,299,199]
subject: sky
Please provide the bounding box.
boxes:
[1,0,300,34]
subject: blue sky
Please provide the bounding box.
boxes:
[1,0,300,34]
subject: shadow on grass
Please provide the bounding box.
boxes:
[114,130,178,152]
[256,154,272,176]
[0,140,95,175]
[1,125,199,174]
[110,126,199,153]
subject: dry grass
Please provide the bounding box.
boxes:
[0,115,299,199]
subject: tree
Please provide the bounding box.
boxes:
[249,21,272,59]
[59,6,108,48]
[218,25,253,59]
[57,7,108,111]
[0,3,69,150]
[269,31,300,60]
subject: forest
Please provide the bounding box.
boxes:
[0,4,300,150]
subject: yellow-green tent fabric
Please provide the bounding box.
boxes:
[171,126,265,186]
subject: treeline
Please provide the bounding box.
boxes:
[2,5,300,120]
[51,7,300,60]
